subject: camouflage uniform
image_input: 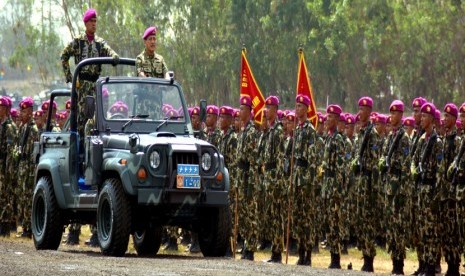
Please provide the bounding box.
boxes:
[452,138,465,261]
[381,126,411,265]
[411,130,443,270]
[0,116,18,230]
[262,120,285,256]
[61,33,118,139]
[255,128,268,246]
[136,50,168,78]
[321,130,345,256]
[236,120,258,256]
[206,127,222,148]
[438,130,461,268]
[342,135,355,245]
[218,126,237,245]
[15,118,39,231]
[353,122,382,264]
[314,134,325,248]
[291,119,317,263]
[372,129,386,245]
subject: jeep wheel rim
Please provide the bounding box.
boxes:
[100,197,113,241]
[33,193,46,236]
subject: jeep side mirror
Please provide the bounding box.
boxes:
[84,96,95,119]
[199,99,207,122]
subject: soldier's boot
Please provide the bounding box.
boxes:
[188,233,200,253]
[296,248,305,265]
[328,253,341,269]
[164,237,178,251]
[435,255,442,275]
[85,232,99,247]
[303,250,312,266]
[312,237,320,253]
[361,255,374,273]
[21,228,32,238]
[266,251,282,263]
[341,240,349,255]
[0,223,10,237]
[410,260,425,276]
[65,228,80,245]
[224,243,232,258]
[243,250,254,261]
[180,230,191,246]
[422,263,436,276]
[258,239,271,251]
[445,259,460,276]
[392,258,405,275]
[240,246,247,259]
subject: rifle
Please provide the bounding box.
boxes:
[385,127,406,173]
[354,123,374,175]
[419,132,438,184]
[410,128,425,157]
[451,139,465,185]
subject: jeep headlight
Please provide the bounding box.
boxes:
[149,150,161,169]
[201,152,211,171]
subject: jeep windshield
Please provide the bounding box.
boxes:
[99,80,190,134]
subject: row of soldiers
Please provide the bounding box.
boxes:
[193,94,465,276]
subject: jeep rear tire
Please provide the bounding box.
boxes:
[132,226,162,256]
[32,176,63,250]
[198,205,231,257]
[97,178,131,257]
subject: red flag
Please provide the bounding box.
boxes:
[296,49,318,127]
[240,48,266,125]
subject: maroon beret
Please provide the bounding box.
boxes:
[390,100,404,112]
[286,112,296,121]
[444,103,458,118]
[240,95,252,108]
[191,106,200,116]
[10,108,18,118]
[65,99,71,110]
[20,97,34,109]
[326,104,342,116]
[206,105,219,116]
[358,97,373,108]
[420,103,436,116]
[42,100,57,110]
[403,116,415,127]
[412,97,427,108]
[34,110,44,118]
[219,106,233,116]
[375,114,388,124]
[83,8,97,23]
[143,26,157,40]
[265,96,279,106]
[345,114,355,125]
[0,96,11,107]
[296,94,310,106]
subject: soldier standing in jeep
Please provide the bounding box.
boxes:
[60,8,119,246]
[136,26,169,79]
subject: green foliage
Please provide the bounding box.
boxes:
[1,0,465,110]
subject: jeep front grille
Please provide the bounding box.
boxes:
[172,152,199,168]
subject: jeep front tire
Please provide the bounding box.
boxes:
[97,178,131,257]
[198,205,231,257]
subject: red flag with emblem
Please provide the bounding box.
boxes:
[240,48,266,125]
[296,49,318,127]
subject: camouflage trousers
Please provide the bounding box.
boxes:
[255,173,267,242]
[0,162,14,225]
[343,178,356,241]
[439,199,461,263]
[417,186,440,265]
[237,169,258,252]
[264,170,286,253]
[457,200,465,254]
[19,161,35,230]
[324,179,344,255]
[77,80,96,147]
[355,174,377,257]
[386,194,409,261]
[291,167,316,251]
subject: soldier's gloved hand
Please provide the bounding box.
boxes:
[378,157,386,172]
[350,158,360,174]
[447,161,457,180]
[317,165,324,179]
[66,73,73,83]
[112,53,120,65]
[411,164,418,181]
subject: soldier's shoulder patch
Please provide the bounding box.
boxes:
[437,153,443,161]
[372,144,378,151]
[403,147,409,156]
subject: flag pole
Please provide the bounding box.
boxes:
[285,46,303,264]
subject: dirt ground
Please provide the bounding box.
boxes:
[0,229,454,276]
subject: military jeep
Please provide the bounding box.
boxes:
[32,57,230,257]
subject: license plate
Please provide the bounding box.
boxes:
[176,175,201,189]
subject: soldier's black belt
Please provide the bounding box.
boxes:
[361,169,372,177]
[296,159,308,167]
[237,161,250,170]
[421,178,436,187]
[264,162,277,170]
[389,167,402,176]
[79,73,99,82]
